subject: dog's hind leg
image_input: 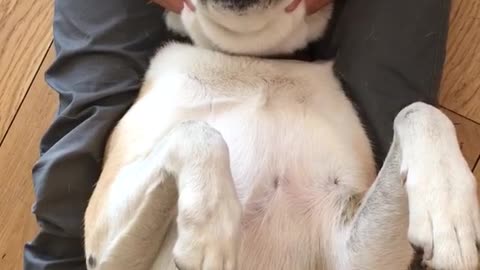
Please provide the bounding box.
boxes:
[340,102,480,270]
[84,121,241,270]
[339,134,412,270]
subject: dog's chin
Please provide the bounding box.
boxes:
[165,1,332,57]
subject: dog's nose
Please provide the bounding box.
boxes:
[208,0,265,10]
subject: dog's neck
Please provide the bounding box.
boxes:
[165,0,333,57]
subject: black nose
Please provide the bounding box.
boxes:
[207,0,267,10]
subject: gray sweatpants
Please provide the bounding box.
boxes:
[23,0,451,269]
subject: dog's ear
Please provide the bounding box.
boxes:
[164,12,189,37]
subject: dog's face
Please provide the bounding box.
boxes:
[165,0,333,56]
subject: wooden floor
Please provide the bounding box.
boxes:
[0,0,479,269]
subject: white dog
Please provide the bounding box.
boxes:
[83,0,480,269]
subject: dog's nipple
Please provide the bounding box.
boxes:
[87,255,97,268]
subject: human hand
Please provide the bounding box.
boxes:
[150,0,332,15]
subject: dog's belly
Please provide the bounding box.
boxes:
[212,104,372,269]
[150,93,375,270]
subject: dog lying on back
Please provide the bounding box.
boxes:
[83,0,480,269]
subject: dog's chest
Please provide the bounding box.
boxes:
[148,60,371,205]
[210,99,366,202]
[143,45,376,202]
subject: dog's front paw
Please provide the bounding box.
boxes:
[173,195,242,270]
[406,156,480,270]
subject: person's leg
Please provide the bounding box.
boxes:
[316,0,451,167]
[23,1,179,269]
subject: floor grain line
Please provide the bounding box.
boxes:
[441,106,480,126]
[0,40,53,148]
[473,155,480,171]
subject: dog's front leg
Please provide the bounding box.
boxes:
[85,121,241,270]
[343,102,480,270]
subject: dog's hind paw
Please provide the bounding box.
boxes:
[407,162,480,270]
[395,103,480,270]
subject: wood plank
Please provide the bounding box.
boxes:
[0,46,58,270]
[0,0,54,144]
[439,0,480,123]
[441,108,480,169]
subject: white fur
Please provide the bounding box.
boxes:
[84,2,480,270]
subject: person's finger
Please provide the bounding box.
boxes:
[305,0,332,15]
[286,0,332,15]
[150,0,183,13]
